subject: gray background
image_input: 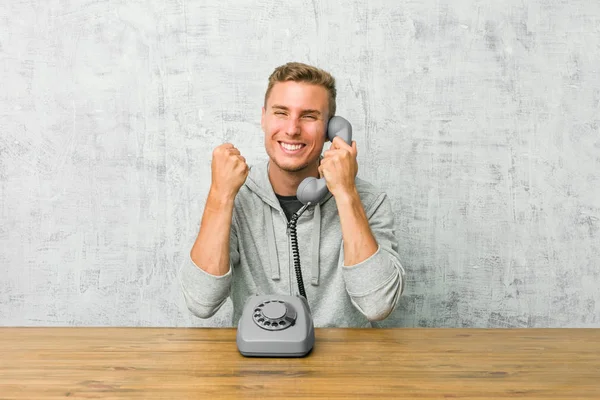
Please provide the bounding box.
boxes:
[1,0,599,328]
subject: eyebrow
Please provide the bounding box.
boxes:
[271,105,321,115]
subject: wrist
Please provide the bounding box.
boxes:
[207,187,236,209]
[333,186,360,206]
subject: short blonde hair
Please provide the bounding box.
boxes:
[264,62,336,118]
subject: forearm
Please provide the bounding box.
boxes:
[335,188,379,266]
[337,191,405,321]
[190,188,236,276]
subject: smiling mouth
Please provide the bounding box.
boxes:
[279,141,306,153]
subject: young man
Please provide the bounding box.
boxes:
[180,62,405,327]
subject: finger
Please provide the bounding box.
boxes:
[228,148,241,156]
[222,143,234,149]
[324,147,346,157]
[237,155,246,163]
[323,149,346,161]
[331,136,351,150]
[351,141,357,156]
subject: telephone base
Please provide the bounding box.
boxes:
[236,294,315,358]
[238,347,314,358]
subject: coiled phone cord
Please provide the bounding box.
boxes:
[287,202,311,300]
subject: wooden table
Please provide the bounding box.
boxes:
[0,328,598,399]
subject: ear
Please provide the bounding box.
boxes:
[261,106,266,131]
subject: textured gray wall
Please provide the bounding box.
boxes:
[1,0,599,328]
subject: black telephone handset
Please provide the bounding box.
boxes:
[236,116,353,357]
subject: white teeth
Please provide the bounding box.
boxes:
[281,143,303,151]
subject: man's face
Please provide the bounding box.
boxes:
[261,81,329,173]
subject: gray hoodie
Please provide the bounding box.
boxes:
[180,159,406,327]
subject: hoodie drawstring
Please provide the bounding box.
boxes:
[310,203,321,286]
[264,202,280,281]
[263,197,323,286]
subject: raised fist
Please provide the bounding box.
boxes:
[210,143,249,199]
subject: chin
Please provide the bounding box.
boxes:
[267,153,308,172]
[273,159,310,173]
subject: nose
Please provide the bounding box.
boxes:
[285,117,301,136]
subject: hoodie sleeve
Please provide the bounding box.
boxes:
[341,193,406,322]
[179,213,240,319]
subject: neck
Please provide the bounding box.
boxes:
[268,160,319,196]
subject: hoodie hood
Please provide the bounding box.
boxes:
[244,160,332,286]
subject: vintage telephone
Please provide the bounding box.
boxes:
[236,116,353,357]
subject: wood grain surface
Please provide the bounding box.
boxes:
[0,328,598,399]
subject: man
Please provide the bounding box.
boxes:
[180,62,405,327]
